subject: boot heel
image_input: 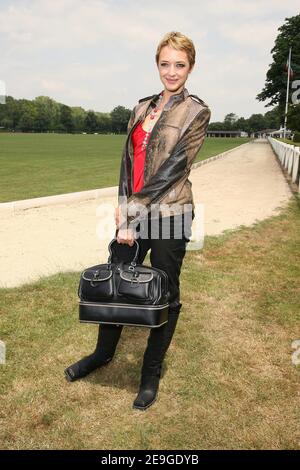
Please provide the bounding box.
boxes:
[132,374,160,410]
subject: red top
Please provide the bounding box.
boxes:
[131,91,164,193]
[131,121,147,193]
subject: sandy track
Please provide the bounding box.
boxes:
[0,139,292,288]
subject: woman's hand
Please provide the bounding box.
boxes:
[115,206,136,246]
[116,228,136,247]
[115,206,128,228]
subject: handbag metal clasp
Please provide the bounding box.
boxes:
[130,271,140,285]
[128,261,137,272]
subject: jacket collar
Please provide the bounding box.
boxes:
[151,87,189,111]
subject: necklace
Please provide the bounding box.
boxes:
[141,92,164,151]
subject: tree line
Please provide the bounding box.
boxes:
[1,94,299,136]
[0,95,132,134]
[1,15,299,136]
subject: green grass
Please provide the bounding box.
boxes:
[277,138,300,147]
[0,195,299,450]
[0,133,251,203]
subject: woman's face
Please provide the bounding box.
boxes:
[157,45,193,94]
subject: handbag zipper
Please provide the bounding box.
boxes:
[79,300,169,308]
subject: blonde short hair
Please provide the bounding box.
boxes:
[155,31,196,69]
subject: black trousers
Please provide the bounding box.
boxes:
[96,212,193,377]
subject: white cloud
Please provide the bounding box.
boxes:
[218,19,280,49]
[0,0,299,119]
[205,0,300,17]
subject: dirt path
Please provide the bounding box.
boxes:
[0,139,292,288]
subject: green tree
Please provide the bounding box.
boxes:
[33,96,60,132]
[111,105,131,134]
[248,114,266,133]
[235,117,247,131]
[208,121,225,131]
[85,110,98,133]
[59,104,74,133]
[0,96,19,128]
[287,104,300,132]
[263,107,281,129]
[16,99,37,132]
[224,113,238,129]
[0,116,13,130]
[18,110,36,132]
[96,112,112,133]
[256,14,300,126]
[72,106,86,132]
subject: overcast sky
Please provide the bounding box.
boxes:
[1,0,299,121]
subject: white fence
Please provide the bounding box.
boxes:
[268,137,300,192]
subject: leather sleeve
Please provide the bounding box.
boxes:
[127,106,136,133]
[122,106,211,228]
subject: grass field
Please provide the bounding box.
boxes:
[277,138,300,147]
[0,133,251,203]
[0,195,299,450]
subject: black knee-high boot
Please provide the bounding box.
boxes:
[64,323,123,382]
[132,302,182,410]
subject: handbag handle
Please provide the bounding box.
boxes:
[107,238,140,268]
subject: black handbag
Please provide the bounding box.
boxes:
[77,238,170,328]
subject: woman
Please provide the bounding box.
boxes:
[64,31,211,411]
